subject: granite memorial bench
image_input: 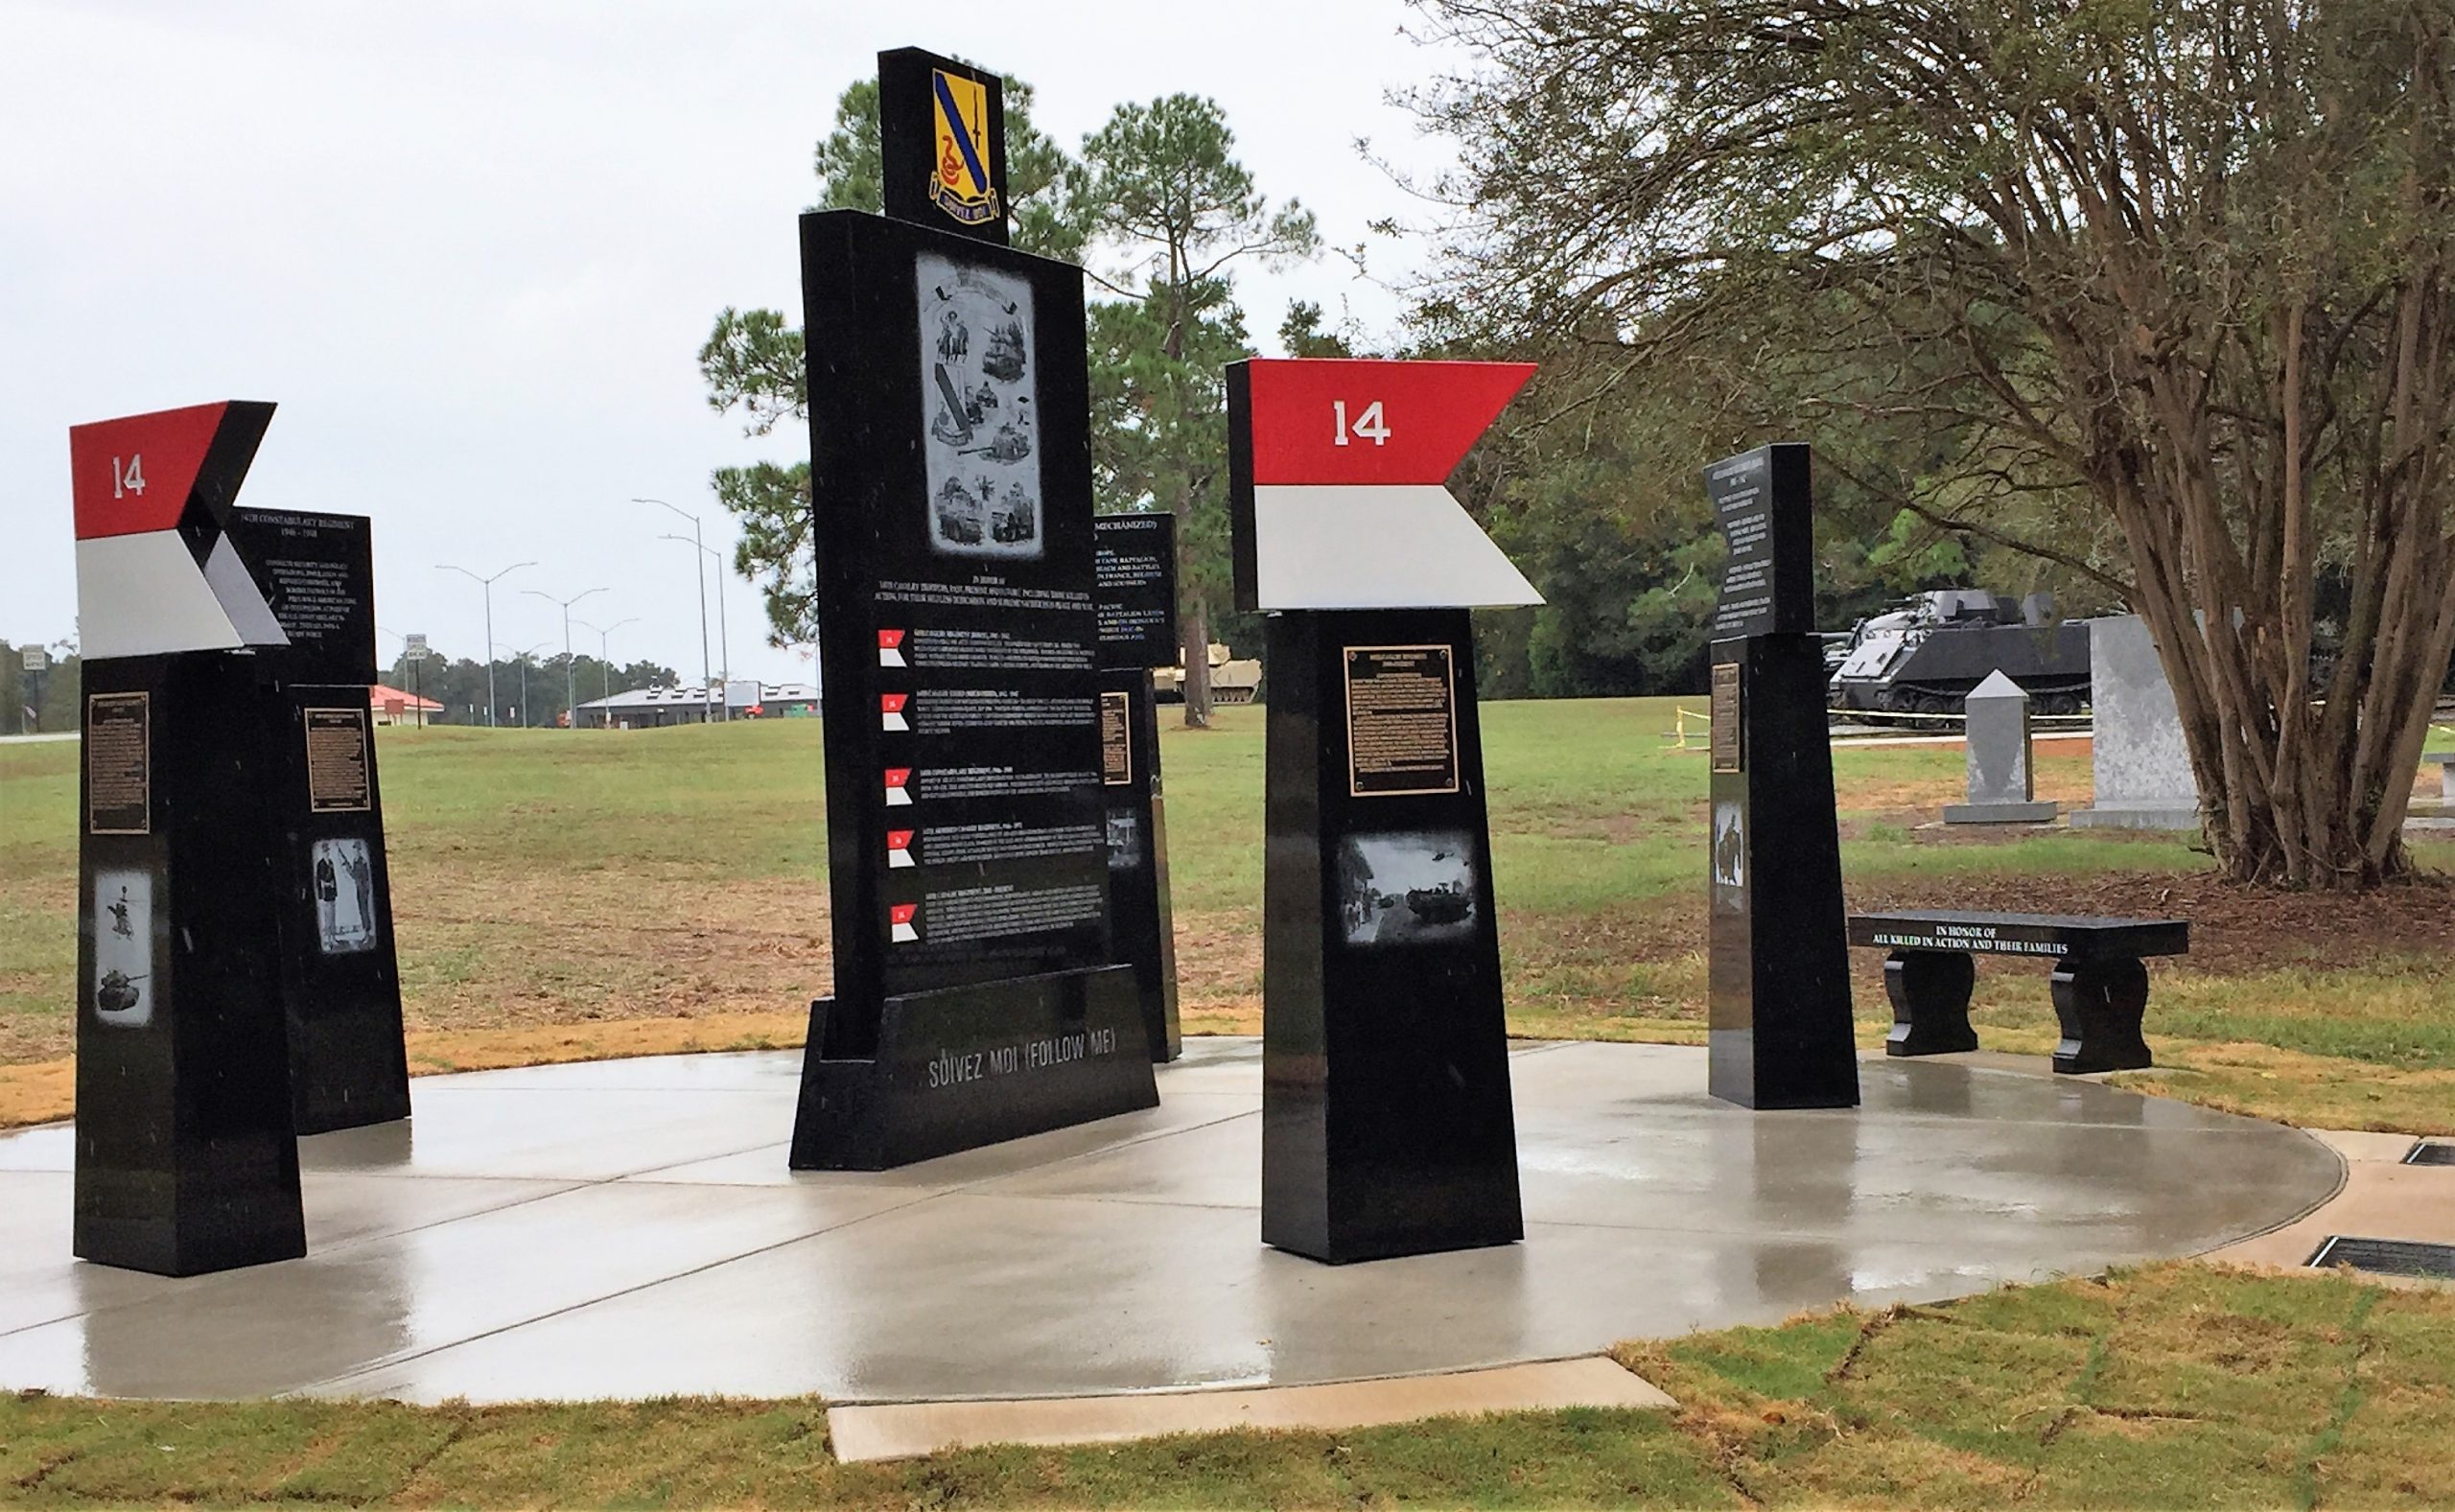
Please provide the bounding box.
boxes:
[1846,910,2189,1074]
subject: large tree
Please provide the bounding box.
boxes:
[1412,0,2455,888]
[1076,95,1318,726]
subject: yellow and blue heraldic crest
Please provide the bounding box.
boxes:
[930,68,1001,225]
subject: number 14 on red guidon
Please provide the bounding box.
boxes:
[1227,358,1543,613]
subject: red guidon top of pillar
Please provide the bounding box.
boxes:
[68,403,233,540]
[1245,359,1537,486]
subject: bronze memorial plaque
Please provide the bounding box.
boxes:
[1345,643,1461,797]
[1710,663,1742,774]
[303,707,373,813]
[1099,689,1133,786]
[86,691,152,835]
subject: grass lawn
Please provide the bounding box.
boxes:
[4,697,2453,1131]
[7,709,2455,1504]
[3,1263,2449,1507]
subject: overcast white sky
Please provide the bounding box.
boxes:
[0,0,1474,686]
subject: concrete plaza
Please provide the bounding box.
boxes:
[0,1039,2339,1405]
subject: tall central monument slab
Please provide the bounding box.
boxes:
[789,49,1156,1170]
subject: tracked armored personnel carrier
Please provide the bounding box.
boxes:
[1828,590,2091,722]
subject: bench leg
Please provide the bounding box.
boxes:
[1883,949,1978,1056]
[2049,956,2153,1073]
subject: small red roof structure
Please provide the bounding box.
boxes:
[369,684,442,711]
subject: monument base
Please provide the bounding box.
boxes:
[1943,801,2061,825]
[788,965,1157,1171]
[2069,804,2200,831]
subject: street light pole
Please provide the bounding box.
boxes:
[437,561,536,728]
[658,534,737,722]
[636,499,716,724]
[523,586,604,730]
[502,641,549,729]
[573,616,639,727]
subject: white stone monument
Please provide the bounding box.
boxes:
[1944,670,2059,823]
[2069,614,2201,830]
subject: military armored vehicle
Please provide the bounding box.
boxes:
[1153,642,1264,704]
[983,318,1027,383]
[95,970,146,1015]
[1828,590,2091,723]
[990,481,1037,544]
[1404,882,1473,926]
[934,477,985,545]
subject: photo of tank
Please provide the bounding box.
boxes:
[1334,829,1479,948]
[935,477,986,544]
[91,869,152,1028]
[1827,590,2091,725]
[982,315,1026,383]
[964,399,1034,464]
[917,254,1042,560]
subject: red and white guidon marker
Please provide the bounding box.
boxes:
[888,902,921,942]
[886,829,917,868]
[880,691,911,732]
[883,767,915,806]
[1228,359,1542,612]
[877,628,907,667]
[69,402,289,661]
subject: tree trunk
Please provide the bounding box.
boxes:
[2115,444,2451,891]
[1182,595,1212,730]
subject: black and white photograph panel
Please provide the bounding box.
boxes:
[918,254,1042,561]
[1711,799,1745,913]
[1105,807,1144,871]
[91,869,152,1028]
[1334,829,1479,948]
[312,837,380,954]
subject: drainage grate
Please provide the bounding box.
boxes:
[2306,1236,2455,1279]
[2403,1141,2455,1167]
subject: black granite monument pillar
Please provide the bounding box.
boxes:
[69,401,307,1275]
[1704,444,1859,1109]
[788,49,1157,1170]
[1094,513,1182,1063]
[1230,357,1541,1263]
[220,507,411,1133]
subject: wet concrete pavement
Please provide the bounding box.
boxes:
[0,1039,2340,1404]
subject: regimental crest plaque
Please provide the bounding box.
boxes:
[929,67,1001,225]
[1710,663,1742,773]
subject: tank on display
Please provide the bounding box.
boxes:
[1828,590,2091,720]
[1153,642,1264,705]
